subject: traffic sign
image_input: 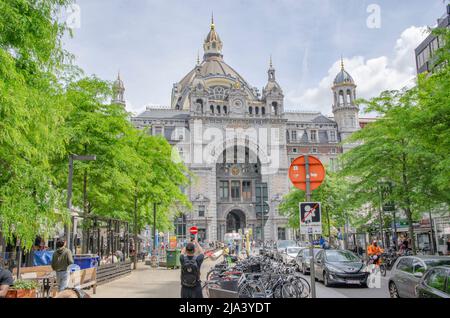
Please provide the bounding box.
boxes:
[288,155,325,191]
[299,202,322,235]
[189,226,198,235]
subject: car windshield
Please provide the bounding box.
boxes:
[277,240,296,249]
[325,250,360,262]
[304,249,321,257]
[424,259,450,268]
[287,247,301,254]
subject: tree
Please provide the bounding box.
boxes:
[0,0,74,250]
[278,171,351,243]
[339,28,450,254]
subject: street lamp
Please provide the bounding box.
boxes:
[66,154,96,253]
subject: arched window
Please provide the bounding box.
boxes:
[262,107,266,115]
[249,107,253,115]
[255,107,259,115]
[196,99,203,113]
[272,102,278,115]
[334,92,337,105]
[223,106,227,114]
[347,90,352,104]
[210,105,214,114]
[339,91,345,105]
[217,105,221,114]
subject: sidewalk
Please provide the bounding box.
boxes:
[88,258,216,298]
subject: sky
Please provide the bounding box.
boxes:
[62,0,449,116]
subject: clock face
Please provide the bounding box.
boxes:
[233,99,244,114]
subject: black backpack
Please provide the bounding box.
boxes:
[181,256,199,287]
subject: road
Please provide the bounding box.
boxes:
[302,271,390,298]
[88,254,390,298]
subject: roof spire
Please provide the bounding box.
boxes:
[196,50,200,65]
[269,55,273,68]
[211,12,215,29]
[341,55,344,70]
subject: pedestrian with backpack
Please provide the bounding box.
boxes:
[180,238,204,298]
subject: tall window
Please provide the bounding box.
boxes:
[154,127,163,135]
[255,183,268,214]
[291,130,297,141]
[329,130,337,142]
[310,130,318,142]
[219,181,229,200]
[278,228,286,240]
[198,205,205,217]
[231,181,241,201]
[242,181,252,201]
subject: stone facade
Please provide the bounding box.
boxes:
[126,19,363,242]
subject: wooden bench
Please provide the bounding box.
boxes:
[69,268,97,294]
[13,265,53,279]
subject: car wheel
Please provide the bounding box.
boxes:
[323,271,332,287]
[389,282,400,298]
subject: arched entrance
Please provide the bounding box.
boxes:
[226,210,246,233]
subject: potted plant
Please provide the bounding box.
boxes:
[6,280,39,298]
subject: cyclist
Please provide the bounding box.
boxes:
[367,240,384,266]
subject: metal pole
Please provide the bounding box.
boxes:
[378,185,385,247]
[393,209,398,251]
[153,203,157,250]
[305,155,316,299]
[428,207,436,255]
[66,155,73,250]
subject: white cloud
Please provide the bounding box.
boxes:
[286,26,430,115]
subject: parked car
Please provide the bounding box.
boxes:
[314,249,369,287]
[275,240,297,261]
[281,246,303,265]
[415,266,450,298]
[295,248,322,275]
[389,256,450,298]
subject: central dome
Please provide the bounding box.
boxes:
[171,17,258,109]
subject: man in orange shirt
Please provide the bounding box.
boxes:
[367,240,384,265]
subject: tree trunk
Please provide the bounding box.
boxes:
[401,152,416,254]
[82,168,88,253]
[133,192,138,270]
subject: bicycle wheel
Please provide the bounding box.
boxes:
[281,282,299,298]
[238,281,264,298]
[293,276,311,298]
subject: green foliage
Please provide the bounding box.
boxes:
[0,1,191,250]
[338,28,450,250]
[0,0,73,250]
[279,171,351,235]
[11,279,39,290]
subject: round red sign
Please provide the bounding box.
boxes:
[288,155,325,191]
[189,226,198,235]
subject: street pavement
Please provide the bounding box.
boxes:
[87,257,215,298]
[88,256,390,298]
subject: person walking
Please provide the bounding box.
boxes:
[180,238,204,298]
[51,238,74,292]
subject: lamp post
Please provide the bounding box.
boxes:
[66,154,96,253]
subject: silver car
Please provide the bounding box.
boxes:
[388,255,450,298]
